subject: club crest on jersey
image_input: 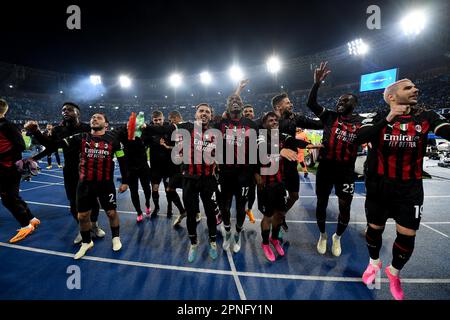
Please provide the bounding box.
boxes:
[400,123,408,132]
[415,125,422,133]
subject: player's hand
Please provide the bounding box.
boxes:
[118,184,128,193]
[280,148,298,161]
[314,61,331,84]
[306,144,324,149]
[254,173,264,190]
[239,79,249,89]
[386,104,409,122]
[24,121,39,133]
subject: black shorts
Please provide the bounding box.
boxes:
[182,176,218,216]
[168,172,183,190]
[257,182,288,217]
[151,168,171,185]
[316,161,356,200]
[365,176,424,230]
[219,168,254,200]
[76,180,117,212]
[283,162,300,193]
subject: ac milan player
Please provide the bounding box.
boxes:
[357,79,450,300]
[24,102,105,244]
[268,92,323,236]
[307,61,364,257]
[147,111,176,217]
[215,80,258,253]
[175,104,220,262]
[0,99,40,243]
[37,113,129,259]
[114,123,152,223]
[256,112,320,261]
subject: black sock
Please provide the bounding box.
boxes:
[366,225,384,260]
[261,230,270,245]
[189,235,197,245]
[111,226,120,238]
[152,191,160,208]
[392,232,415,271]
[271,224,281,240]
[81,230,91,243]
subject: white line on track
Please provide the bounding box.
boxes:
[421,223,449,238]
[19,183,65,193]
[225,249,247,300]
[38,172,64,179]
[24,180,59,185]
[23,201,450,226]
[1,242,449,285]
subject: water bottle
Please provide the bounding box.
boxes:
[135,112,145,138]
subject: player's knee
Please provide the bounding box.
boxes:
[78,212,90,222]
[105,210,117,218]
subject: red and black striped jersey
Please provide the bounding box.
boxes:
[176,122,217,178]
[316,109,363,164]
[362,109,450,181]
[60,132,127,183]
[214,117,258,171]
[257,132,309,185]
[0,118,25,168]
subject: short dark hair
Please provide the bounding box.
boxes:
[92,112,109,124]
[168,110,182,119]
[152,110,163,118]
[262,111,279,124]
[243,104,254,110]
[344,93,358,104]
[62,102,80,111]
[271,93,288,109]
[196,103,213,113]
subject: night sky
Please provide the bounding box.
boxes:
[0,0,446,79]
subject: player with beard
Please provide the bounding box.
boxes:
[357,79,450,300]
[266,92,323,236]
[173,104,220,262]
[307,61,364,256]
[24,102,105,244]
[33,113,130,259]
[215,80,258,253]
[256,112,321,261]
[146,111,176,218]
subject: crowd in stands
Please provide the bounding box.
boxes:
[3,71,449,128]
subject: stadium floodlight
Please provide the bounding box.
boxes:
[266,56,282,74]
[347,38,369,56]
[229,65,244,82]
[59,90,64,94]
[400,10,426,36]
[200,71,212,85]
[8,84,13,88]
[169,73,182,88]
[119,75,132,88]
[90,75,102,86]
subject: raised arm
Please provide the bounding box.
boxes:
[307,61,331,117]
[234,79,249,97]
